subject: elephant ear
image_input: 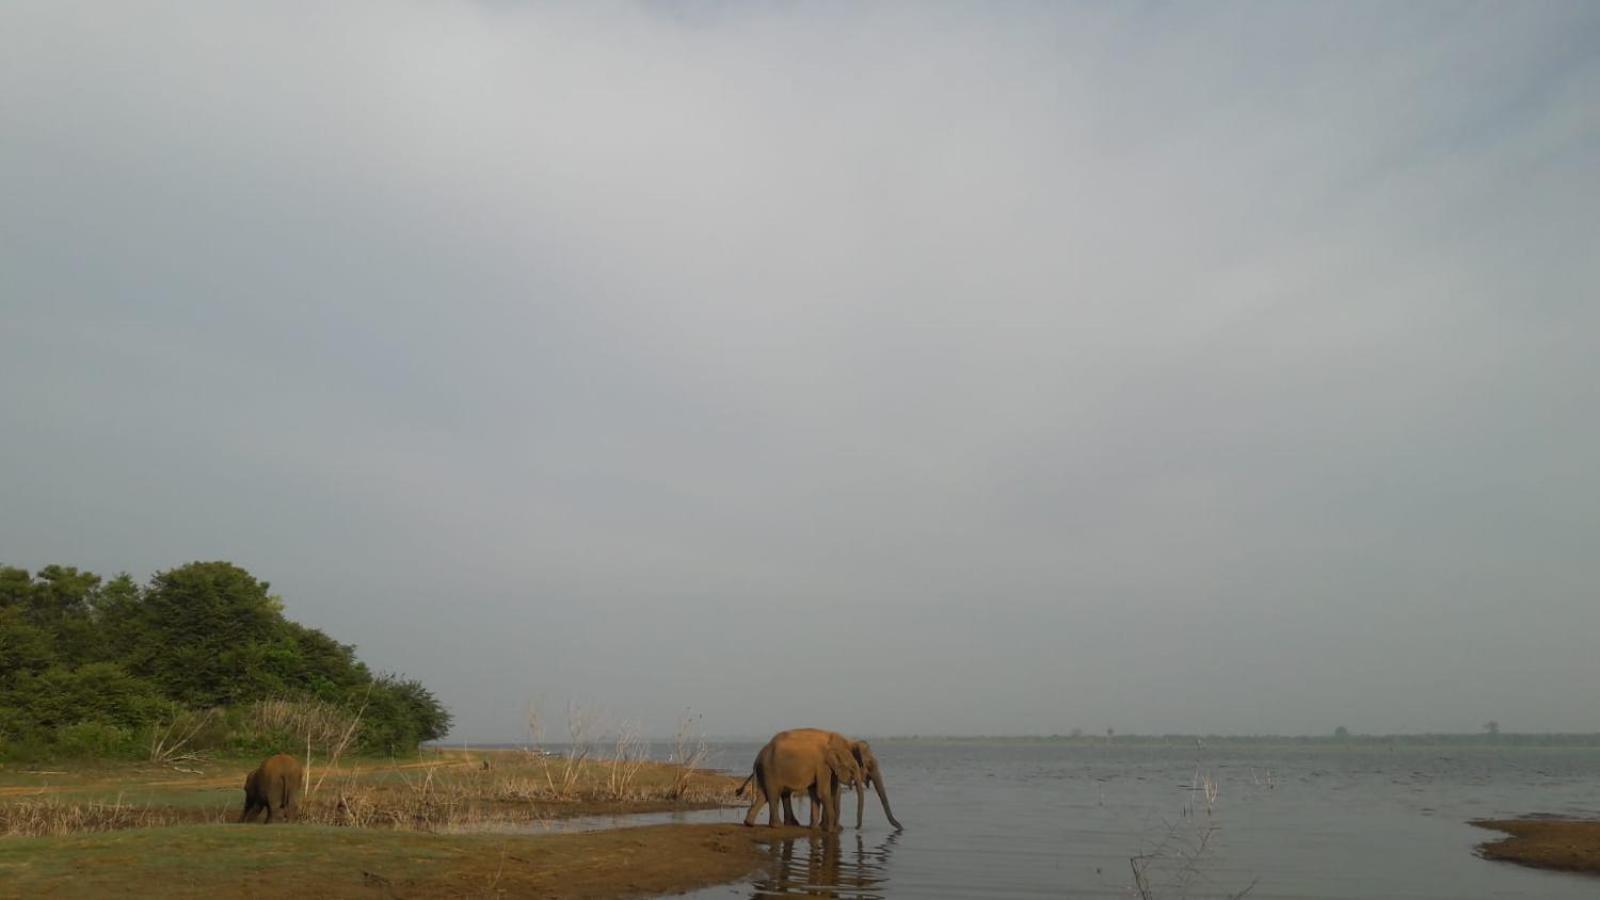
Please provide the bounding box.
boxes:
[852,741,876,785]
[827,745,862,785]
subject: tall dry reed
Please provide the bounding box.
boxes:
[0,797,223,838]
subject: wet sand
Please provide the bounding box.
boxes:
[1472,819,1600,876]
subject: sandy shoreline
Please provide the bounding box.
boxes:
[1472,818,1600,876]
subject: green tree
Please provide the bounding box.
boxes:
[0,606,56,680]
[358,675,453,755]
[282,621,370,698]
[130,562,288,706]
[0,561,450,760]
[0,566,34,609]
[27,565,102,624]
[10,663,166,730]
[40,567,112,667]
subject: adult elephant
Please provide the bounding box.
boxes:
[739,730,902,826]
[742,728,862,831]
[239,753,302,824]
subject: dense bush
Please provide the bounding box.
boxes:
[359,676,452,756]
[53,721,141,758]
[0,562,451,761]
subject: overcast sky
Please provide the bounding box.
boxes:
[3,2,1598,740]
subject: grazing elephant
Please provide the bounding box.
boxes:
[239,753,302,824]
[742,729,862,831]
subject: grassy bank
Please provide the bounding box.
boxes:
[1472,819,1600,876]
[0,749,770,897]
[0,821,799,898]
[0,748,745,837]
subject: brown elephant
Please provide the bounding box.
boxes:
[239,753,302,823]
[741,728,858,831]
[741,729,882,832]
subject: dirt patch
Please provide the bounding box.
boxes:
[1472,818,1600,876]
[389,823,805,899]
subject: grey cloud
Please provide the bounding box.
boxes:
[3,1,1598,738]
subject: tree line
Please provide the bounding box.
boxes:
[0,561,450,760]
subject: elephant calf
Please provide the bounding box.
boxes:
[240,753,303,824]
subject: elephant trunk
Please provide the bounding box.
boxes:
[870,768,903,830]
[856,774,866,829]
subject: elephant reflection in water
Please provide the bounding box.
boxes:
[752,830,900,899]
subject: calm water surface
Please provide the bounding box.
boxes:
[650,740,1600,899]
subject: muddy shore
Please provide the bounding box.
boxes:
[1472,818,1600,876]
[0,821,815,898]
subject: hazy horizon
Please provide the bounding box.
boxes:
[4,2,1598,741]
[458,728,1600,745]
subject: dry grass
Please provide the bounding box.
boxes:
[299,750,743,833]
[669,710,711,799]
[245,698,363,757]
[0,749,744,839]
[2,702,736,839]
[147,706,222,767]
[0,797,222,837]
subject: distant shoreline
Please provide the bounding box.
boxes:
[440,732,1600,749]
[871,733,1600,746]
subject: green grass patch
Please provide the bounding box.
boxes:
[0,825,458,897]
[0,822,773,899]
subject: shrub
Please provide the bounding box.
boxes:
[358,676,451,756]
[6,664,167,732]
[54,722,140,759]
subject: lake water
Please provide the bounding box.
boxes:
[641,740,1600,899]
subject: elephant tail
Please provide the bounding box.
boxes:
[735,773,754,797]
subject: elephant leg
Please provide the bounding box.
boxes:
[766,778,782,827]
[744,767,770,827]
[743,785,766,827]
[782,791,800,826]
[821,777,840,833]
[239,799,261,823]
